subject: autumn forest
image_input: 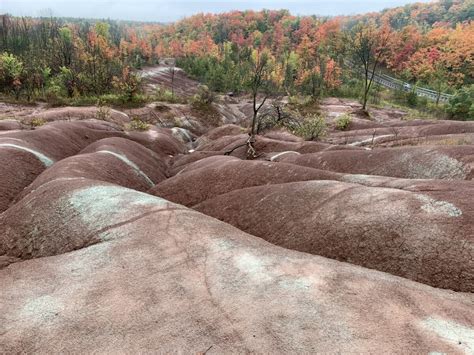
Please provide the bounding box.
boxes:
[0,0,473,119]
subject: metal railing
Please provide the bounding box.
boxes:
[345,61,453,103]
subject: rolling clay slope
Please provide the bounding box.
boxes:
[1,100,474,353]
[277,145,474,180]
[1,178,474,353]
[140,65,200,96]
[195,180,474,292]
[0,121,186,213]
[150,156,342,206]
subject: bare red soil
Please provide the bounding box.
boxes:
[1,100,473,352]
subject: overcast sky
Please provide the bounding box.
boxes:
[1,0,433,22]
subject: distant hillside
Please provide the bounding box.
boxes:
[0,0,472,112]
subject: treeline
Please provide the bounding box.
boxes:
[161,1,473,119]
[0,15,151,103]
[157,1,473,91]
[0,0,472,116]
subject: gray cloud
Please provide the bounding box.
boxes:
[0,0,433,22]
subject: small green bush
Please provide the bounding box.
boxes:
[30,117,46,127]
[417,96,429,108]
[69,96,98,106]
[335,114,352,131]
[192,84,215,105]
[446,85,474,121]
[406,91,418,107]
[335,78,363,99]
[288,95,314,107]
[44,84,65,105]
[96,100,111,121]
[294,114,327,141]
[153,87,185,104]
[129,117,149,131]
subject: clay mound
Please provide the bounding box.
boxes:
[140,65,200,96]
[195,124,244,148]
[0,119,24,131]
[340,117,383,130]
[168,151,225,176]
[126,128,187,156]
[384,119,443,127]
[22,106,131,126]
[14,138,168,204]
[0,121,125,212]
[151,157,340,206]
[0,179,182,266]
[0,147,45,212]
[74,118,124,131]
[378,133,474,147]
[156,154,474,208]
[196,133,247,152]
[417,121,474,136]
[14,154,154,204]
[81,137,170,177]
[1,178,473,353]
[203,124,244,141]
[338,176,474,214]
[195,180,474,292]
[280,145,474,180]
[0,121,122,160]
[173,155,239,175]
[327,121,474,146]
[263,129,303,142]
[198,134,363,159]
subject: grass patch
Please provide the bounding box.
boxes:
[128,117,149,131]
[335,113,352,130]
[30,117,46,127]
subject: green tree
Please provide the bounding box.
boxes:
[0,52,24,98]
[245,49,278,136]
[344,22,391,110]
[447,85,474,121]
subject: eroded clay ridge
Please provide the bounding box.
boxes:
[0,120,186,213]
[1,177,474,353]
[0,111,473,352]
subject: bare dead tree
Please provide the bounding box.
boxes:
[247,51,274,137]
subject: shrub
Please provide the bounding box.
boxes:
[30,117,46,127]
[96,99,111,121]
[406,90,418,107]
[111,66,142,102]
[417,95,429,108]
[153,86,185,104]
[192,84,215,105]
[288,95,313,107]
[129,117,149,131]
[446,85,474,121]
[287,95,320,117]
[44,84,64,105]
[335,114,352,131]
[69,96,98,106]
[335,78,363,99]
[294,114,327,141]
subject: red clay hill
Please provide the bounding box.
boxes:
[0,101,473,353]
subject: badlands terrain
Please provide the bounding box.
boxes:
[0,68,473,353]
